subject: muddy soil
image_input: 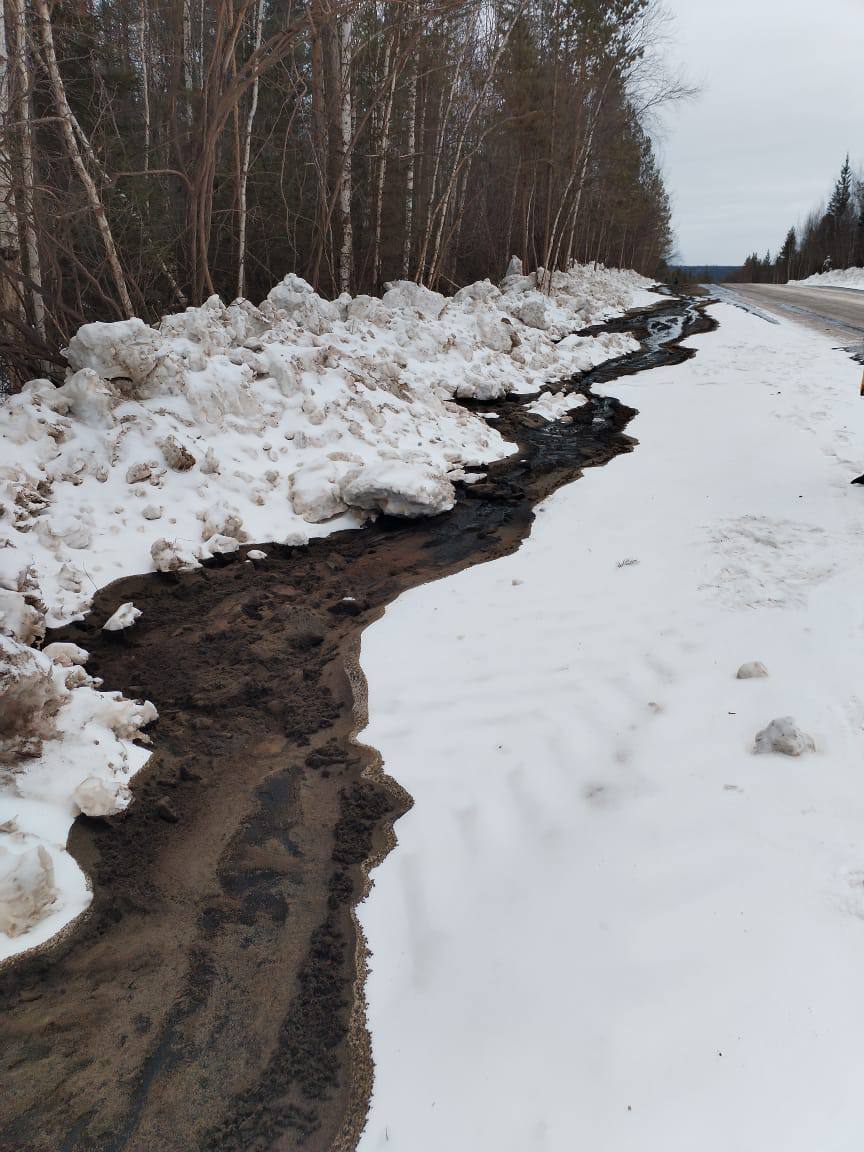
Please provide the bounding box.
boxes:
[0,297,715,1152]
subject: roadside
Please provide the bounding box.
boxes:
[357,303,864,1152]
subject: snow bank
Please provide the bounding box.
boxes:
[791,267,864,291]
[0,261,654,960]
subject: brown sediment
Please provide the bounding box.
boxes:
[0,297,715,1152]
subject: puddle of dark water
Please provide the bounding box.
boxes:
[0,294,715,1152]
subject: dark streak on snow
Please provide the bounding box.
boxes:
[0,293,716,1152]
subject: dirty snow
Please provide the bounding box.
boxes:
[358,304,864,1151]
[0,262,654,960]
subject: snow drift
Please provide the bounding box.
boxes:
[0,262,655,959]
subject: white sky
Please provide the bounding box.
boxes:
[659,0,863,265]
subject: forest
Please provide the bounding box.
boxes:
[0,0,682,383]
[735,156,864,284]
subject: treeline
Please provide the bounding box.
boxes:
[735,156,864,284]
[0,0,683,383]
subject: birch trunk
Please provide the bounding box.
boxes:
[10,0,44,338]
[139,0,150,174]
[0,0,22,327]
[34,0,134,317]
[427,3,524,287]
[401,56,417,277]
[336,15,353,295]
[236,0,264,298]
[371,26,398,291]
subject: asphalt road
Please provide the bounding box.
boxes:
[725,282,864,341]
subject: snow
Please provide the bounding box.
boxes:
[0,262,654,960]
[792,267,864,291]
[102,602,141,632]
[525,390,588,421]
[357,304,864,1151]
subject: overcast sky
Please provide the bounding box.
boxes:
[659,0,863,266]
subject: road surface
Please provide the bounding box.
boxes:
[726,282,864,341]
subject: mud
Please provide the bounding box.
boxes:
[0,295,715,1151]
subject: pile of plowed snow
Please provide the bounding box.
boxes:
[791,268,864,291]
[0,261,655,959]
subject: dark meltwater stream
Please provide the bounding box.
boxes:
[0,293,715,1152]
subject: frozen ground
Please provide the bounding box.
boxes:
[0,264,655,960]
[357,303,864,1151]
[793,267,864,291]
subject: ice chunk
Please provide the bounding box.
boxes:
[754,717,815,757]
[737,661,769,679]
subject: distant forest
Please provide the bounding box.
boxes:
[735,156,864,284]
[0,0,689,383]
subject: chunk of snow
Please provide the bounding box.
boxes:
[247,549,267,560]
[0,637,63,760]
[102,602,141,632]
[753,717,815,756]
[0,845,57,937]
[202,533,240,556]
[126,462,152,484]
[526,391,588,421]
[737,661,769,679]
[65,318,161,388]
[341,461,455,517]
[42,642,89,668]
[73,776,132,817]
[158,434,196,471]
[0,589,44,644]
[151,538,201,573]
[382,280,447,320]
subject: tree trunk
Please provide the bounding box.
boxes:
[401,55,417,278]
[371,23,398,291]
[336,15,353,295]
[34,0,134,318]
[10,0,44,339]
[0,0,23,330]
[236,0,264,298]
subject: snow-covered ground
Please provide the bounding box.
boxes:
[792,267,864,291]
[0,263,655,961]
[357,303,864,1151]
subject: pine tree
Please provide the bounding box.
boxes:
[827,155,853,219]
[777,227,797,282]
